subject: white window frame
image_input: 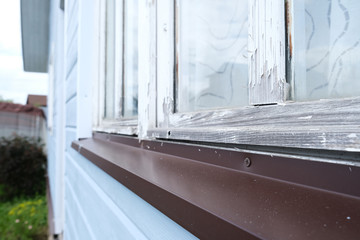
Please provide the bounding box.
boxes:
[93,0,138,135]
[146,0,360,152]
[92,0,360,152]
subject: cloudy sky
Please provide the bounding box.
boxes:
[0,0,48,104]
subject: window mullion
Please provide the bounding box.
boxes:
[138,0,157,139]
[156,0,175,129]
[248,0,286,105]
[95,0,106,128]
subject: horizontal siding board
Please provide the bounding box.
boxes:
[66,154,146,240]
[66,0,78,79]
[64,205,79,240]
[65,178,95,240]
[71,151,198,240]
[65,127,77,154]
[66,28,78,77]
[66,0,76,25]
[66,0,78,39]
[66,96,77,128]
[66,65,77,102]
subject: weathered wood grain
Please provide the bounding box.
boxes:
[94,119,138,135]
[149,97,360,151]
[138,0,157,139]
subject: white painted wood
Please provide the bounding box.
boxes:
[47,43,55,135]
[149,97,360,152]
[65,66,77,101]
[65,0,79,74]
[66,154,149,240]
[156,0,175,128]
[94,0,106,129]
[64,178,96,240]
[93,119,138,135]
[77,0,99,139]
[154,0,288,142]
[114,0,123,118]
[138,0,157,139]
[94,0,138,135]
[66,96,77,127]
[150,125,360,152]
[249,0,287,105]
[53,0,66,234]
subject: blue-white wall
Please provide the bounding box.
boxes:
[48,0,198,239]
[47,0,65,234]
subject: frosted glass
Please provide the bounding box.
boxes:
[176,0,249,112]
[293,0,360,101]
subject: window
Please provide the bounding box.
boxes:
[94,0,360,152]
[94,0,139,135]
[148,0,360,152]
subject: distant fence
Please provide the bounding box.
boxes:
[0,102,46,147]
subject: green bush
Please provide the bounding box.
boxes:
[0,195,48,240]
[0,135,46,201]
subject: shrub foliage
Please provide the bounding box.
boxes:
[0,135,46,201]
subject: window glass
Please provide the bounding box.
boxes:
[176,0,249,112]
[293,0,360,101]
[104,0,116,119]
[123,0,139,117]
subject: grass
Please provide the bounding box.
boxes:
[0,191,48,240]
[0,135,48,239]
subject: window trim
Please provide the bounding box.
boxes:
[156,1,287,126]
[93,0,138,135]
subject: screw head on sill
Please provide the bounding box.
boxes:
[244,157,251,167]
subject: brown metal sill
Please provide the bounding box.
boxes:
[72,133,360,240]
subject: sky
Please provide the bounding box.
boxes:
[0,0,48,104]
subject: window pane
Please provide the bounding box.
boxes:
[123,0,138,117]
[176,0,249,112]
[293,0,360,101]
[104,0,116,119]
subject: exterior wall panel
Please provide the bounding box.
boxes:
[66,66,77,102]
[65,96,77,128]
[65,178,95,240]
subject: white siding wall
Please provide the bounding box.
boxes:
[47,0,65,234]
[46,0,198,239]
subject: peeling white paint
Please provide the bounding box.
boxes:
[298,116,312,120]
[347,133,357,138]
[249,0,286,105]
[345,148,360,152]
